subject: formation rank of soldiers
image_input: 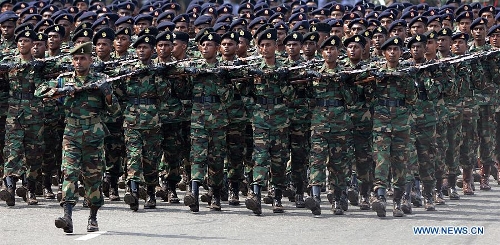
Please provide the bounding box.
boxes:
[0,0,499,234]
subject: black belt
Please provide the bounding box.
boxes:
[233,94,242,100]
[128,98,157,105]
[296,90,306,98]
[316,99,345,107]
[378,99,406,107]
[256,96,284,105]
[13,92,34,100]
[193,95,221,103]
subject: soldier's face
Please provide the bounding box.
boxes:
[471,25,486,41]
[481,12,494,28]
[0,21,15,39]
[117,9,133,17]
[390,26,406,39]
[57,20,73,38]
[410,22,426,35]
[32,40,47,58]
[175,22,189,32]
[258,40,277,59]
[372,33,386,49]
[95,39,112,59]
[72,54,92,74]
[47,32,62,50]
[302,40,317,57]
[114,34,131,53]
[172,40,187,58]
[321,45,338,63]
[74,37,91,45]
[156,40,173,59]
[1,3,13,12]
[277,30,287,44]
[17,37,33,54]
[437,36,451,52]
[134,20,151,35]
[380,18,393,28]
[237,37,249,56]
[199,41,218,60]
[383,45,401,63]
[458,19,472,33]
[427,21,441,32]
[489,33,500,48]
[410,42,426,60]
[330,27,344,38]
[425,39,437,56]
[350,24,366,35]
[136,43,153,62]
[330,11,343,20]
[42,11,53,20]
[75,2,88,11]
[452,39,467,55]
[346,42,363,61]
[285,40,302,57]
[220,39,237,57]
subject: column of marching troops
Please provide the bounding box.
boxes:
[0,0,499,233]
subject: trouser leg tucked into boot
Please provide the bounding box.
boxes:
[401,182,412,214]
[393,188,404,217]
[245,184,262,215]
[448,175,460,200]
[359,182,371,210]
[124,181,139,211]
[480,164,491,190]
[55,203,73,233]
[43,175,55,199]
[423,184,436,211]
[372,188,387,218]
[462,168,474,195]
[294,182,305,208]
[304,185,321,215]
[144,185,156,209]
[167,180,180,203]
[87,206,99,232]
[272,189,284,213]
[0,177,16,206]
[27,179,38,205]
[434,178,445,205]
[210,187,222,211]
[228,181,240,206]
[183,181,199,212]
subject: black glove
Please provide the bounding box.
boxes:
[93,61,106,73]
[248,68,263,77]
[99,81,112,96]
[184,67,199,74]
[57,85,75,96]
[32,60,45,71]
[155,63,170,75]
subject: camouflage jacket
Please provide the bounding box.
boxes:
[369,63,417,132]
[469,44,497,105]
[220,57,249,124]
[310,64,354,132]
[284,57,312,125]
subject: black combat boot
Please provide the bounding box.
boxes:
[448,175,460,200]
[245,184,262,215]
[401,182,412,214]
[423,184,436,211]
[294,182,305,208]
[359,182,370,210]
[340,190,348,211]
[43,175,55,199]
[87,206,99,232]
[109,176,120,201]
[262,187,274,204]
[434,178,445,205]
[372,188,387,217]
[304,185,321,215]
[332,188,344,215]
[156,177,167,202]
[210,188,222,211]
[102,175,110,198]
[412,178,422,207]
[347,172,359,206]
[144,185,156,209]
[228,181,240,206]
[16,174,27,202]
[479,164,492,190]
[167,180,180,204]
[0,176,15,206]
[392,188,404,217]
[183,181,199,212]
[124,181,139,211]
[200,187,213,204]
[55,203,73,233]
[272,189,284,213]
[26,179,38,205]
[221,174,229,202]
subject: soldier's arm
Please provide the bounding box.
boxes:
[34,77,61,98]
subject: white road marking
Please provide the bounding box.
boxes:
[75,231,107,241]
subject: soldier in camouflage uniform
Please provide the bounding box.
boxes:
[370,36,417,218]
[487,24,500,185]
[35,42,120,233]
[183,32,233,212]
[304,35,354,215]
[120,34,170,211]
[469,18,496,191]
[0,30,48,206]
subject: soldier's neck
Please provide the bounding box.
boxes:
[425,53,437,61]
[303,54,315,61]
[386,61,399,69]
[325,61,337,70]
[19,53,33,61]
[349,58,361,66]
[140,59,152,65]
[174,52,187,61]
[98,54,112,62]
[288,54,301,61]
[158,56,172,63]
[276,44,285,52]
[75,70,89,77]
[413,57,426,64]
[264,56,276,66]
[474,39,486,47]
[222,54,236,61]
[48,49,61,57]
[439,50,452,58]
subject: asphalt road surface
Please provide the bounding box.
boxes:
[1,178,499,245]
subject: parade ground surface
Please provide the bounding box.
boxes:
[1,178,499,244]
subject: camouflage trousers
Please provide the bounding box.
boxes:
[180,121,192,181]
[496,110,500,163]
[445,110,463,176]
[125,128,161,186]
[308,129,351,192]
[243,123,254,182]
[414,123,437,186]
[251,127,289,189]
[478,105,496,166]
[0,116,6,177]
[226,121,246,181]
[351,108,374,184]
[104,121,125,178]
[159,122,184,183]
[406,127,418,182]
[460,99,479,170]
[3,120,44,181]
[42,118,64,181]
[372,128,410,191]
[190,127,226,188]
[61,123,105,207]
[435,119,448,180]
[288,122,311,186]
